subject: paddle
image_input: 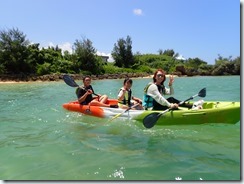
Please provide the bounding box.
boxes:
[63,74,99,96]
[143,88,206,128]
[108,103,140,122]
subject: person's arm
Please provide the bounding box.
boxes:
[147,84,171,107]
[77,88,93,104]
[117,88,126,101]
[164,86,174,95]
[132,96,142,103]
[164,75,174,95]
[90,85,100,100]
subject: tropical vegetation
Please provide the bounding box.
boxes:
[0,28,240,78]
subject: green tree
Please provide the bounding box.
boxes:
[112,38,126,67]
[215,54,231,66]
[36,62,51,75]
[0,28,30,74]
[233,56,240,75]
[212,55,240,75]
[112,35,134,68]
[26,43,44,73]
[124,36,134,68]
[158,49,163,55]
[73,38,104,74]
[163,49,175,57]
[185,57,207,69]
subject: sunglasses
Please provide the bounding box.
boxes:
[157,74,164,78]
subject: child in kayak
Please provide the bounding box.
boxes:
[117,78,143,110]
[143,69,192,110]
[76,76,118,108]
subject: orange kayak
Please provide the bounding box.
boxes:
[62,99,119,118]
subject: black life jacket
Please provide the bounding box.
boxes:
[118,88,132,106]
[76,85,94,105]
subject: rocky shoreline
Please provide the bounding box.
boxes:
[0,73,152,83]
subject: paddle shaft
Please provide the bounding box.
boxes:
[108,103,140,122]
[63,74,99,96]
[78,87,100,97]
[179,94,199,105]
[156,94,197,118]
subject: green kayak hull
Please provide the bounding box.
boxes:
[133,101,240,125]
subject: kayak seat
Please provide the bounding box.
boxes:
[203,102,215,109]
[110,105,119,108]
[106,99,118,105]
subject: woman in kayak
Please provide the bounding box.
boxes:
[76,76,118,108]
[143,69,192,110]
[117,78,143,110]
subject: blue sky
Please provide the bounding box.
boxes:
[0,0,241,64]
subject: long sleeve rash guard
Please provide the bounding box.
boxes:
[146,83,174,107]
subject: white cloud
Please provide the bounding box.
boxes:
[96,51,114,62]
[41,42,73,54]
[133,8,143,16]
[41,42,54,49]
[58,42,73,53]
[41,42,114,61]
[48,42,55,47]
[175,54,186,60]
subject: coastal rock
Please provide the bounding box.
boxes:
[0,73,151,82]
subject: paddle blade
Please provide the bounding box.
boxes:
[143,112,161,128]
[63,74,79,87]
[198,88,206,98]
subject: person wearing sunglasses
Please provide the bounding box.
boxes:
[143,69,192,110]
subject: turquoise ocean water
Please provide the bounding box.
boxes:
[0,76,241,181]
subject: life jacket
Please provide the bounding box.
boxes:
[143,83,154,109]
[143,82,166,110]
[76,85,94,105]
[118,88,132,106]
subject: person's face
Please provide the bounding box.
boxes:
[155,72,165,83]
[125,81,132,90]
[83,77,91,86]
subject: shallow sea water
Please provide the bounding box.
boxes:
[0,76,240,180]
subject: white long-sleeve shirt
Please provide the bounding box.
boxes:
[146,83,174,107]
